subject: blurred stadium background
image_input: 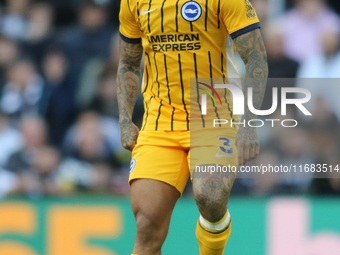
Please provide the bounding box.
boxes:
[0,0,340,254]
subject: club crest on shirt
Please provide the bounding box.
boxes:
[181,1,202,22]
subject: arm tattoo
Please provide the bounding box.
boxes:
[117,39,143,125]
[234,28,268,122]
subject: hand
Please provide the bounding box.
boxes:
[235,126,260,166]
[120,122,140,151]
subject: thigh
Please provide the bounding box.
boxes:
[189,130,237,219]
[189,129,238,178]
[131,178,179,224]
[130,132,190,195]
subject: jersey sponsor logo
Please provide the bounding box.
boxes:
[148,33,200,43]
[129,159,136,173]
[152,42,201,52]
[141,9,156,15]
[181,1,202,22]
[148,33,201,52]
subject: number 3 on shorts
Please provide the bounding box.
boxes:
[219,137,234,155]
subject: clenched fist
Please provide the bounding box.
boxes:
[235,126,260,166]
[120,122,140,151]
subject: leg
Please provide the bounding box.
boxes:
[189,129,238,254]
[129,132,190,254]
[193,166,236,255]
[131,178,180,255]
[193,168,235,222]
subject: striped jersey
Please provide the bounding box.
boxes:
[119,0,260,131]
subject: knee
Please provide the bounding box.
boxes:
[136,212,159,233]
[135,212,169,247]
[193,178,233,222]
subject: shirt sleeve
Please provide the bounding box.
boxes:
[119,0,141,43]
[221,0,261,39]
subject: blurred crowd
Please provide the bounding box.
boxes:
[0,0,339,198]
[0,0,137,198]
[232,0,340,197]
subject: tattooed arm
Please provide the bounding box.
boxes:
[233,28,268,165]
[117,39,143,151]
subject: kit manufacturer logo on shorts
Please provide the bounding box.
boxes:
[130,159,136,173]
[181,1,202,22]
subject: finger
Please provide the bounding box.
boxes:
[128,138,138,151]
[235,139,239,148]
[249,146,255,160]
[130,141,137,151]
[255,144,260,158]
[123,140,135,151]
[243,145,250,164]
[238,144,244,166]
[124,144,132,151]
[249,145,259,161]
